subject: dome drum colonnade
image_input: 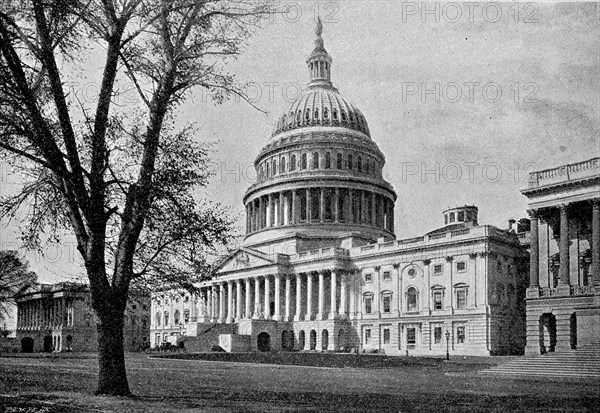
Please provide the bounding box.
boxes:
[243,18,396,244]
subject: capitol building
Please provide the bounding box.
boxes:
[150,21,529,356]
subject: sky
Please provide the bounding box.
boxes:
[0,0,599,284]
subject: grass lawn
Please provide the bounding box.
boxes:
[0,352,598,412]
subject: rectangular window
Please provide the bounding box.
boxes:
[383,328,391,344]
[434,327,442,344]
[365,273,372,282]
[365,297,372,314]
[457,326,465,344]
[433,291,443,310]
[382,296,391,313]
[456,261,466,272]
[433,264,443,275]
[383,271,391,281]
[364,328,371,345]
[407,328,416,346]
[155,333,161,345]
[456,290,467,309]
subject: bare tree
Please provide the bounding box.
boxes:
[0,251,37,317]
[0,0,270,396]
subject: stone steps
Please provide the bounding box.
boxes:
[479,345,600,380]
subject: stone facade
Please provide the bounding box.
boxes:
[16,282,149,353]
[150,22,529,357]
[521,157,600,355]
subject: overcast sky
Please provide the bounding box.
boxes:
[1,1,599,283]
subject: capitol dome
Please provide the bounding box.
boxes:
[243,19,397,248]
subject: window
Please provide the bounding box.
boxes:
[301,153,307,170]
[266,162,270,178]
[434,327,442,344]
[364,328,371,345]
[155,312,161,327]
[183,309,190,324]
[347,154,353,170]
[383,328,391,344]
[312,152,319,169]
[325,152,331,169]
[456,290,467,309]
[407,268,416,278]
[456,326,465,344]
[456,261,466,272]
[300,194,307,220]
[336,153,343,169]
[445,215,448,225]
[155,333,161,346]
[383,271,391,281]
[281,157,286,173]
[323,107,329,120]
[366,160,370,174]
[174,310,180,325]
[365,296,372,314]
[164,311,169,326]
[407,287,418,312]
[365,273,372,282]
[314,108,320,120]
[433,291,443,310]
[458,211,464,221]
[382,296,391,313]
[290,155,296,171]
[433,264,443,275]
[357,156,362,173]
[272,159,277,175]
[407,328,416,346]
[449,212,455,223]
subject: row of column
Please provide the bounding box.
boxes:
[528,200,600,291]
[18,298,72,329]
[200,271,349,323]
[246,188,394,234]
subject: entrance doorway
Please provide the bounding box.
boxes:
[309,330,317,350]
[321,329,329,350]
[21,337,34,353]
[257,332,270,352]
[43,336,52,352]
[338,329,346,351]
[539,313,557,354]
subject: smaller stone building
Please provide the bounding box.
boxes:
[16,282,149,353]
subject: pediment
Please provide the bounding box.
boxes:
[216,248,276,273]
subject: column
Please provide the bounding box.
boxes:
[317,270,325,320]
[292,190,298,224]
[267,193,273,227]
[285,275,291,320]
[559,204,570,287]
[305,272,313,321]
[340,272,347,317]
[320,188,325,222]
[253,277,261,319]
[349,271,356,319]
[334,188,340,222]
[295,273,302,321]
[207,286,213,321]
[264,275,271,320]
[592,199,600,287]
[245,278,252,318]
[528,210,540,297]
[279,192,285,226]
[274,274,282,321]
[219,283,225,322]
[259,196,264,229]
[306,188,312,222]
[371,192,377,226]
[236,280,242,320]
[226,281,233,322]
[329,270,338,319]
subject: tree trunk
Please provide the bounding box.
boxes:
[95,312,131,396]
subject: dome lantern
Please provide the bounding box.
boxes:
[306,17,334,90]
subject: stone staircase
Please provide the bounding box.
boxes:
[479,343,600,379]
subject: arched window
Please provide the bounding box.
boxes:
[333,109,339,121]
[341,111,347,122]
[281,157,286,173]
[314,108,320,120]
[288,112,293,125]
[312,152,319,169]
[155,312,161,327]
[406,287,418,312]
[266,162,270,178]
[290,155,297,171]
[259,164,264,180]
[183,309,190,324]
[325,152,331,169]
[272,159,277,176]
[296,111,301,124]
[357,156,363,173]
[301,153,307,170]
[347,154,353,170]
[164,311,169,326]
[174,310,180,325]
[449,212,455,223]
[305,109,310,121]
[337,153,343,169]
[323,107,329,120]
